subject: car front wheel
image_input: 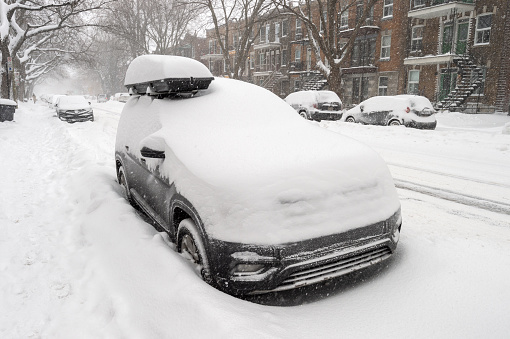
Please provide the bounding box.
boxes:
[177,218,211,283]
[345,116,356,123]
[299,111,308,119]
[388,119,401,126]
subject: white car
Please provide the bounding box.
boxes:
[55,95,94,123]
[284,90,343,121]
[343,95,437,129]
[115,55,402,296]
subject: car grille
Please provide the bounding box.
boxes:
[271,246,392,292]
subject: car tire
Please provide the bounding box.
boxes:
[345,116,356,123]
[299,111,308,119]
[177,218,212,283]
[118,165,134,205]
[388,119,401,126]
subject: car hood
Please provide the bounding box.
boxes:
[117,78,400,245]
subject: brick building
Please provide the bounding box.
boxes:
[195,0,509,112]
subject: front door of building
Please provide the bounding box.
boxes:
[456,22,469,55]
[439,71,457,101]
[442,23,454,54]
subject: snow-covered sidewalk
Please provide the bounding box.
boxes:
[1,103,510,338]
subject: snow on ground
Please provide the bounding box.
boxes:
[1,102,509,338]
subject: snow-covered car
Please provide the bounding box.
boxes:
[97,94,108,103]
[55,95,94,123]
[115,55,402,296]
[343,95,437,129]
[117,93,130,103]
[284,90,343,121]
[49,94,65,109]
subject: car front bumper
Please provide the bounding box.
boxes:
[310,110,343,121]
[406,119,437,130]
[207,208,401,295]
[58,110,94,122]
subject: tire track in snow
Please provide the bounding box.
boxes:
[394,178,510,216]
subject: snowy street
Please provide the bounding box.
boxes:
[1,102,510,338]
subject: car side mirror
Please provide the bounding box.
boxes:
[360,105,364,112]
[140,146,165,159]
[55,104,58,107]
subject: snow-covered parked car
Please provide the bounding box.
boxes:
[115,55,402,296]
[97,94,108,103]
[55,95,94,123]
[343,95,437,129]
[284,90,343,121]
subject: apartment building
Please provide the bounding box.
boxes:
[193,0,509,112]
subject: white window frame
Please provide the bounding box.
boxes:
[296,19,302,38]
[275,22,280,43]
[250,52,254,69]
[413,0,425,8]
[408,70,420,94]
[411,25,424,52]
[380,34,391,60]
[265,23,270,43]
[282,20,288,37]
[260,25,266,43]
[295,46,301,62]
[475,14,492,46]
[378,76,388,96]
[340,9,349,29]
[383,0,393,18]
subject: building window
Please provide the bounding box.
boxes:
[260,25,266,43]
[411,26,423,52]
[294,80,301,91]
[380,34,391,60]
[259,52,266,66]
[295,46,301,62]
[340,9,349,29]
[265,24,270,43]
[383,0,393,18]
[296,19,302,38]
[378,76,388,96]
[275,22,280,42]
[282,20,288,37]
[250,52,254,69]
[475,14,492,45]
[282,49,287,66]
[408,70,420,94]
[351,37,376,67]
[413,0,425,7]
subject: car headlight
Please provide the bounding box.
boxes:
[232,264,266,277]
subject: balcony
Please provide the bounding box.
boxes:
[200,53,223,61]
[409,0,475,19]
[253,41,281,50]
[338,25,380,39]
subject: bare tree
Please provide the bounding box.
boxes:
[272,0,380,96]
[0,0,111,99]
[191,0,275,79]
[103,0,202,58]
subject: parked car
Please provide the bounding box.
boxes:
[49,94,65,109]
[55,95,94,123]
[284,90,343,121]
[343,95,437,129]
[117,93,130,103]
[115,55,402,296]
[97,94,108,103]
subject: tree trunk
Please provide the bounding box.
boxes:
[1,42,11,99]
[328,65,343,99]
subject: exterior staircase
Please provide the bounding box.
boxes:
[301,73,327,91]
[261,71,285,91]
[436,55,484,111]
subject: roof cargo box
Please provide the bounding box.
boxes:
[124,55,214,96]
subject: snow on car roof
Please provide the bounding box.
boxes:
[124,55,213,86]
[285,90,341,106]
[117,78,399,244]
